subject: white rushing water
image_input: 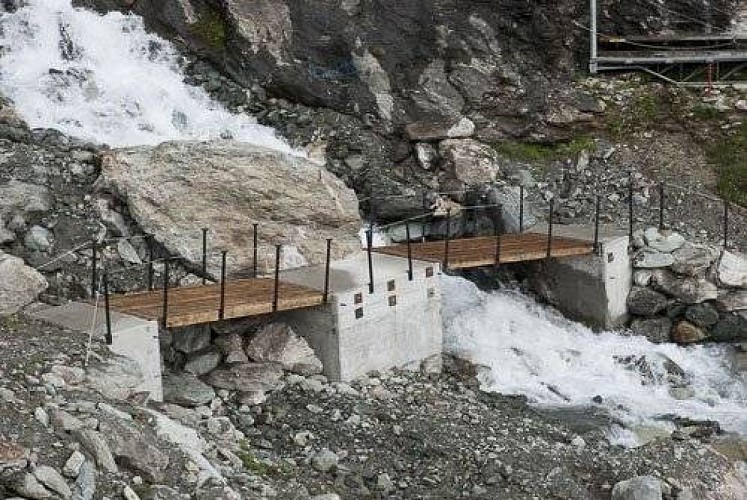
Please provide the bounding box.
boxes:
[0,0,292,150]
[442,275,747,445]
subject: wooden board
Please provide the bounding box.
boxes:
[374,233,595,270]
[107,277,325,328]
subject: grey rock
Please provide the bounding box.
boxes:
[611,475,662,500]
[13,472,52,499]
[0,180,52,219]
[651,270,718,304]
[63,451,86,478]
[100,141,361,276]
[163,372,216,407]
[34,407,49,427]
[712,314,747,342]
[51,410,85,433]
[406,118,475,141]
[184,347,222,376]
[99,417,170,482]
[717,251,747,288]
[214,332,249,364]
[633,250,675,269]
[33,465,72,499]
[716,291,747,312]
[72,460,96,500]
[245,323,323,376]
[633,270,653,287]
[72,428,117,473]
[50,365,86,385]
[630,317,672,344]
[439,138,500,186]
[643,227,685,253]
[0,223,15,245]
[24,225,53,252]
[117,240,142,264]
[485,185,537,233]
[627,287,668,317]
[671,243,718,277]
[685,303,720,328]
[172,325,212,354]
[0,250,48,316]
[311,448,339,472]
[411,59,465,119]
[414,142,438,170]
[207,362,284,393]
[0,439,28,470]
[84,354,144,401]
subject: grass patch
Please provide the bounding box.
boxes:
[493,136,595,162]
[691,104,721,121]
[708,122,747,206]
[189,9,228,51]
[236,440,289,477]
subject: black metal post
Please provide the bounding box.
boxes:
[201,228,208,285]
[658,182,665,231]
[723,200,729,249]
[147,235,154,291]
[162,259,170,328]
[272,245,282,312]
[366,230,374,294]
[494,204,503,266]
[406,221,413,281]
[593,195,602,255]
[323,239,332,303]
[103,270,112,345]
[421,191,428,243]
[219,250,227,320]
[628,178,634,240]
[91,241,98,296]
[519,186,525,233]
[252,223,259,278]
[546,199,555,259]
[444,208,452,271]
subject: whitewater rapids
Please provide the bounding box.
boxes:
[0,0,292,150]
[442,275,747,445]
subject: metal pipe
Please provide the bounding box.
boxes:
[723,200,729,249]
[494,204,503,266]
[593,195,602,255]
[201,228,208,285]
[366,230,374,294]
[219,250,227,320]
[406,221,413,281]
[659,182,665,231]
[252,223,259,278]
[590,0,598,73]
[444,208,452,270]
[103,270,112,345]
[323,239,332,303]
[628,177,634,240]
[147,235,154,291]
[519,186,525,233]
[91,241,97,296]
[162,259,170,329]
[421,191,428,243]
[546,199,555,259]
[273,245,282,312]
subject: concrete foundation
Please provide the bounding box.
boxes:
[27,301,163,400]
[528,225,632,330]
[281,251,443,381]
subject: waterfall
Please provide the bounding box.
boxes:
[0,0,292,150]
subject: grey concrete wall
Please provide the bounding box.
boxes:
[528,229,632,330]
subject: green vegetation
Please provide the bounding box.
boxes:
[236,440,289,477]
[708,121,747,207]
[493,136,595,162]
[691,104,721,121]
[189,9,228,51]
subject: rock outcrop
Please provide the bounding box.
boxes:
[0,251,47,316]
[100,141,362,275]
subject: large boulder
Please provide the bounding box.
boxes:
[611,475,662,500]
[245,323,323,375]
[626,287,668,317]
[671,242,718,277]
[99,417,169,482]
[100,141,361,275]
[630,317,672,344]
[717,251,747,288]
[206,362,284,394]
[650,269,718,304]
[0,251,47,316]
[438,139,501,187]
[0,180,52,220]
[162,372,216,407]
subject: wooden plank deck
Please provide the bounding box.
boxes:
[374,233,594,269]
[107,278,325,328]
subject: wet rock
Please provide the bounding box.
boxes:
[172,325,212,354]
[0,250,47,316]
[163,372,216,407]
[643,227,685,253]
[245,323,323,376]
[611,475,662,500]
[717,251,747,288]
[684,303,720,328]
[33,465,72,499]
[405,117,474,141]
[630,317,672,344]
[100,141,361,275]
[651,269,718,304]
[672,321,708,344]
[184,347,222,376]
[627,287,668,317]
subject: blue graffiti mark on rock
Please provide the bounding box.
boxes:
[308,59,358,80]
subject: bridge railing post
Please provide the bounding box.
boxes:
[103,269,112,345]
[628,177,634,241]
[366,230,374,294]
[421,191,428,243]
[253,223,259,278]
[546,199,555,259]
[519,185,525,233]
[162,258,170,329]
[658,182,665,231]
[723,200,729,249]
[494,204,503,267]
[273,245,282,312]
[219,250,227,320]
[91,240,98,297]
[406,221,414,281]
[147,235,154,291]
[593,195,602,255]
[443,208,452,270]
[201,228,208,285]
[323,239,332,303]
